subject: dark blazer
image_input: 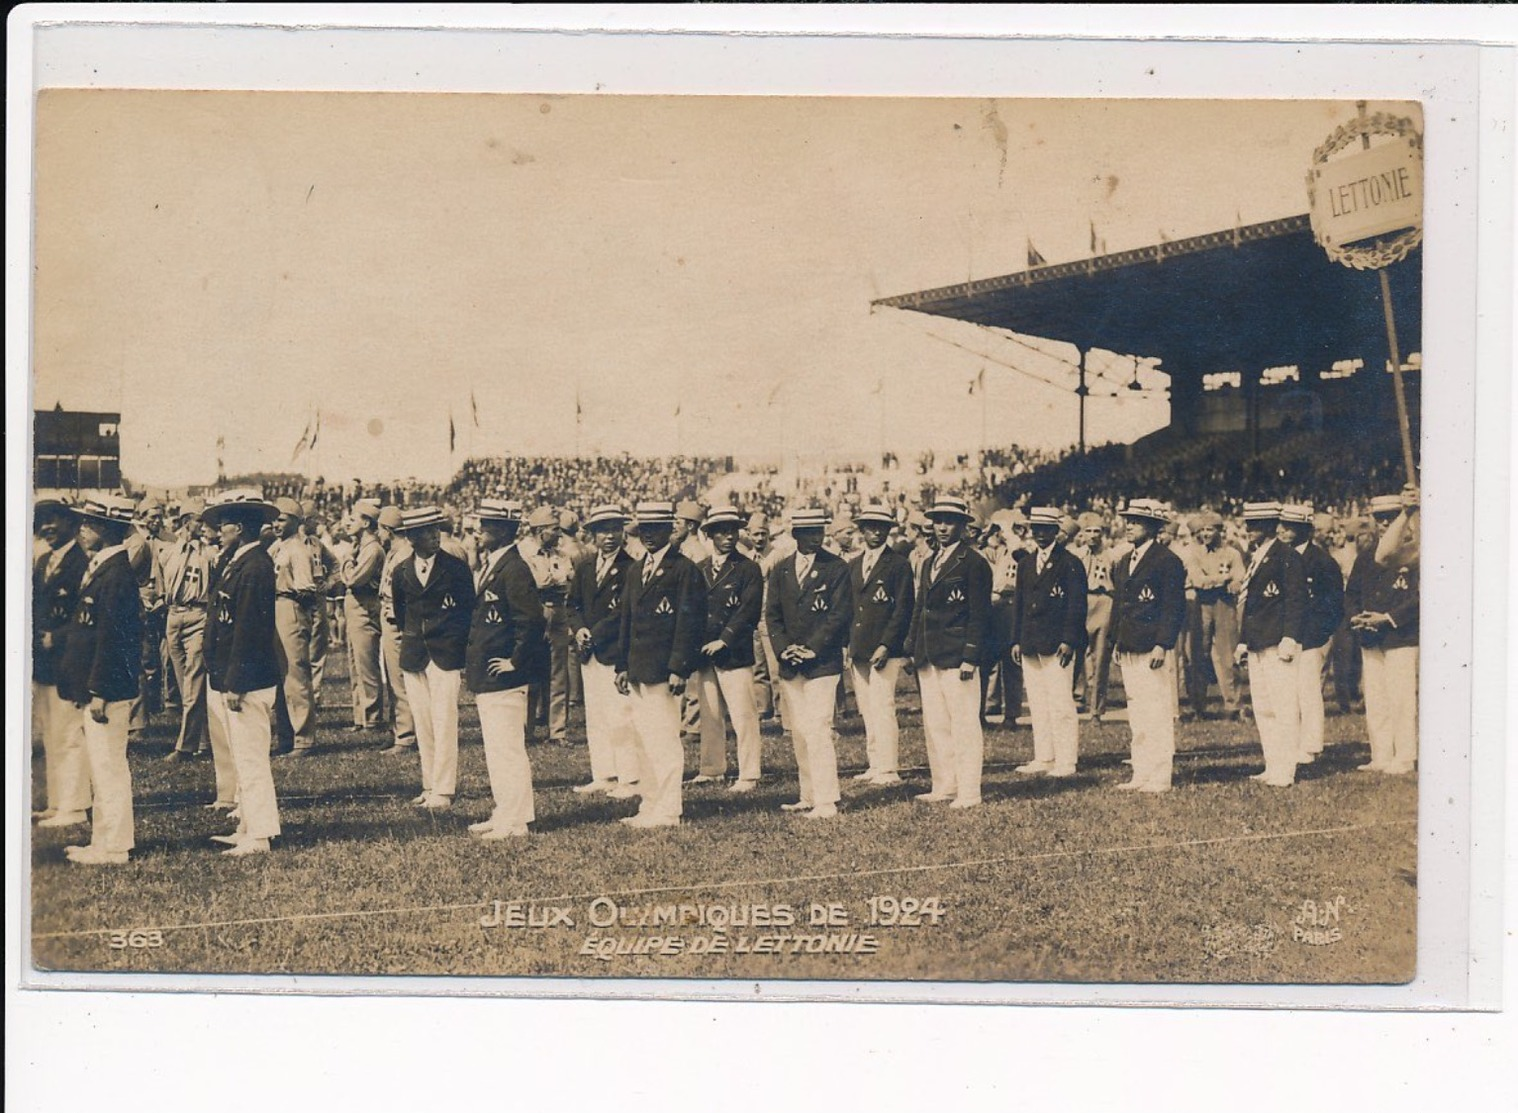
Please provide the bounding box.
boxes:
[56,549,142,704]
[1238,539,1307,651]
[1346,550,1418,650]
[1011,544,1089,657]
[1298,542,1346,651]
[698,552,764,670]
[1108,541,1188,654]
[847,546,915,662]
[205,544,282,694]
[615,547,708,685]
[393,549,476,673]
[567,547,634,667]
[33,542,88,686]
[910,542,992,670]
[467,545,549,693]
[767,548,853,679]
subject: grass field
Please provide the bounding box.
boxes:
[29,654,1416,984]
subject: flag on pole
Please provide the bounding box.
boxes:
[674,402,682,419]
[1026,239,1047,268]
[576,389,583,422]
[1090,219,1099,255]
[309,410,321,450]
[470,390,480,427]
[449,410,456,453]
[968,368,986,395]
[291,418,312,463]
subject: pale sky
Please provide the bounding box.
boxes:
[32,93,1382,486]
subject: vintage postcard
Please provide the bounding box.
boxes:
[23,86,1442,991]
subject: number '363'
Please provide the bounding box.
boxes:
[107,930,164,949]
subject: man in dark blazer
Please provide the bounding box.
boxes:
[54,494,144,865]
[203,490,285,855]
[910,495,993,808]
[32,496,92,827]
[767,506,854,818]
[1011,506,1089,778]
[846,504,914,787]
[465,498,548,838]
[1347,494,1420,775]
[1107,498,1188,793]
[1232,501,1307,787]
[392,505,477,810]
[1279,503,1345,766]
[691,507,766,791]
[614,500,708,827]
[568,504,639,796]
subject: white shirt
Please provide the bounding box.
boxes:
[1127,540,1153,570]
[1035,543,1055,576]
[860,544,885,583]
[414,553,435,589]
[642,543,671,584]
[595,549,618,584]
[478,542,514,588]
[46,538,77,578]
[710,553,728,577]
[794,550,815,584]
[931,541,960,579]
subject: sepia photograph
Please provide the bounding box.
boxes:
[25,87,1431,986]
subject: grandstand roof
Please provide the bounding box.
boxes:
[872,214,1422,374]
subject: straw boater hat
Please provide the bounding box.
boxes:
[635,500,677,527]
[789,506,832,532]
[477,497,524,524]
[855,503,896,529]
[700,506,745,533]
[1278,503,1315,526]
[925,495,973,522]
[398,505,447,533]
[77,493,139,525]
[1121,498,1170,524]
[1241,500,1283,523]
[583,503,627,531]
[1368,494,1404,516]
[202,489,279,529]
[1028,506,1062,528]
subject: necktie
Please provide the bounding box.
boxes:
[597,556,611,586]
[643,556,657,586]
[862,550,877,583]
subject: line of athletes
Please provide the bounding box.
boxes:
[30,486,1418,863]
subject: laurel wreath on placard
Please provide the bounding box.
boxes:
[1306,112,1424,271]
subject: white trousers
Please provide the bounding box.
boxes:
[1362,646,1418,769]
[1248,648,1301,783]
[205,680,240,805]
[697,664,763,782]
[82,699,134,852]
[1023,653,1079,774]
[37,682,93,813]
[849,658,904,775]
[628,682,684,821]
[1117,651,1177,789]
[780,674,842,807]
[403,663,462,798]
[582,658,638,784]
[476,687,535,828]
[1296,644,1328,758]
[209,687,281,840]
[916,665,984,803]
